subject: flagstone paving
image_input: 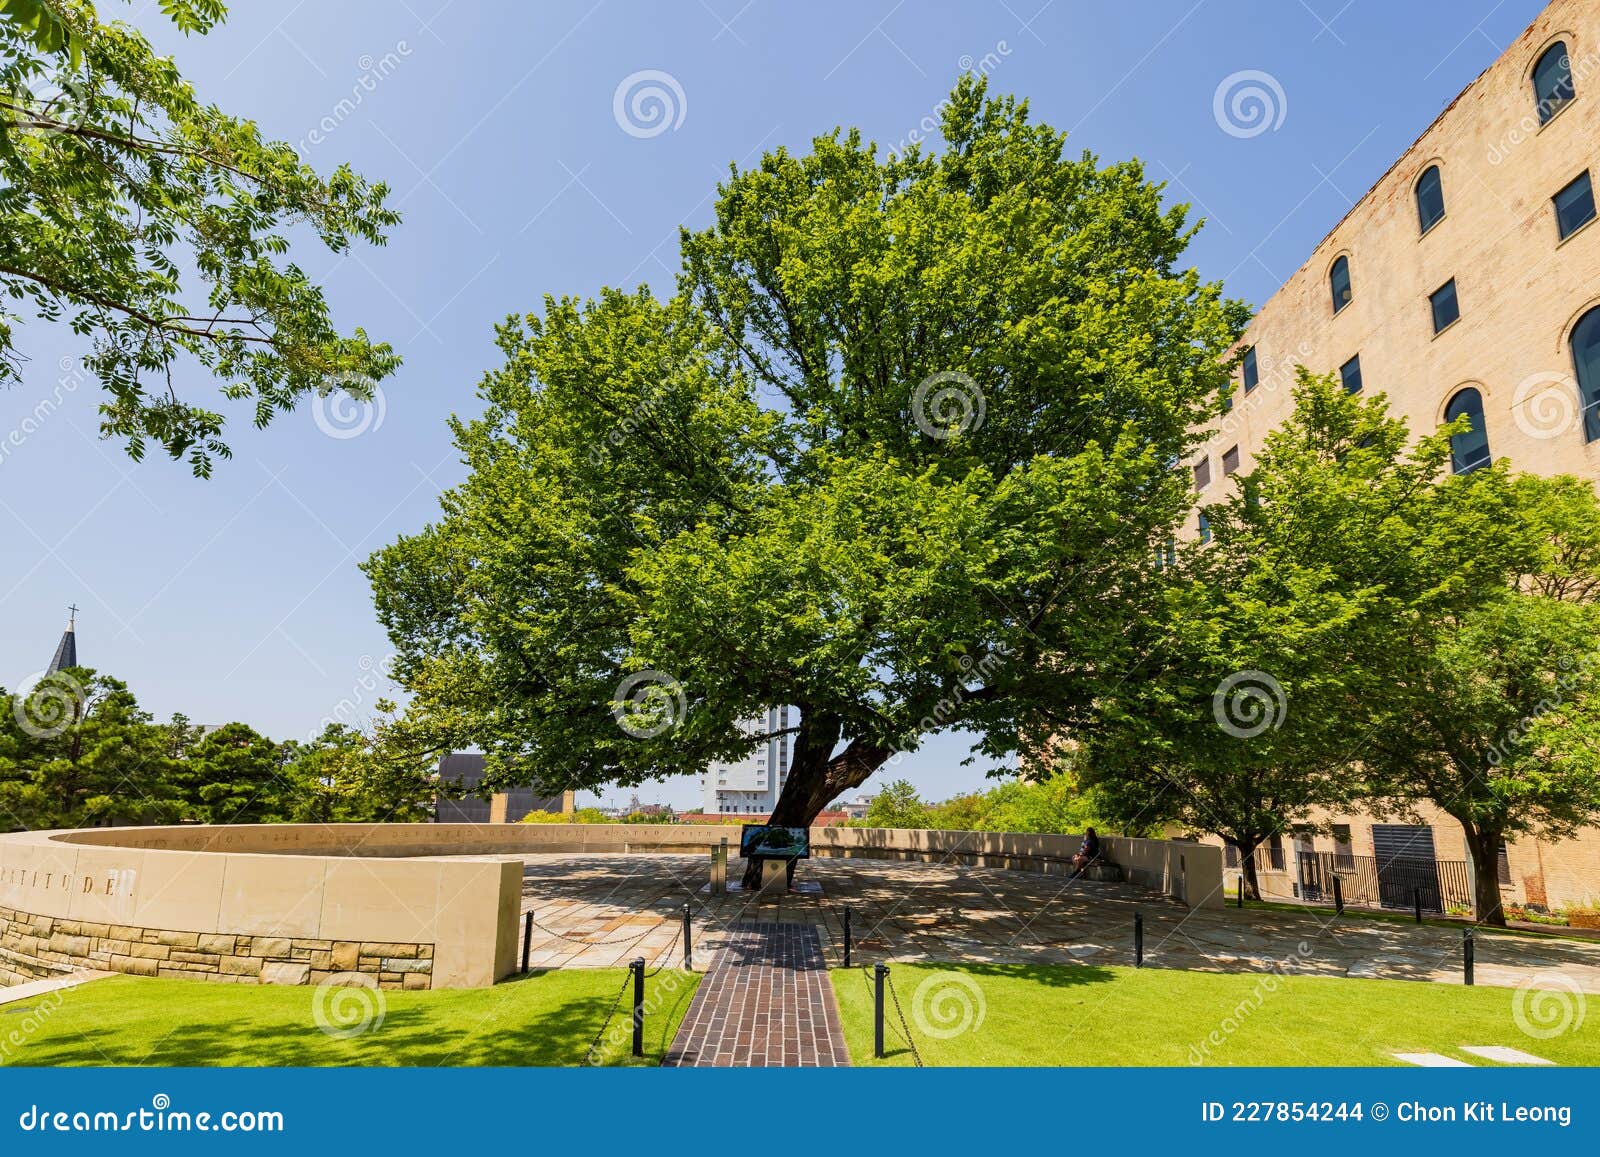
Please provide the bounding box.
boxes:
[1460,1045,1554,1064]
[514,852,1600,993]
[0,970,110,1007]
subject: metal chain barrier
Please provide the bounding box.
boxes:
[643,922,682,977]
[581,968,634,1067]
[856,964,924,1068]
[526,911,659,949]
[883,967,924,1068]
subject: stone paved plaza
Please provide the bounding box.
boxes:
[517,852,1600,993]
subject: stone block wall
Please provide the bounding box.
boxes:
[0,905,434,990]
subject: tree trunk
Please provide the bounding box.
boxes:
[739,711,892,888]
[1460,821,1507,927]
[1231,836,1263,901]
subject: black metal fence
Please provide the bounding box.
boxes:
[1295,851,1472,914]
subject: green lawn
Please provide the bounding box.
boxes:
[831,962,1600,1067]
[0,969,698,1067]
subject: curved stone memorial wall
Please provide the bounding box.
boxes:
[0,823,1221,989]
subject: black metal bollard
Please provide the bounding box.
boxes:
[843,906,853,968]
[1332,875,1344,916]
[521,911,533,974]
[1237,877,1244,908]
[873,963,888,1059]
[681,902,693,970]
[1134,912,1144,968]
[1463,929,1475,986]
[1413,887,1423,924]
[631,957,645,1058]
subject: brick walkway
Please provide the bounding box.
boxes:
[662,922,849,1067]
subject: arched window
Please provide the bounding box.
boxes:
[1534,41,1576,124]
[1443,388,1491,474]
[1416,166,1446,233]
[1573,306,1600,442]
[1330,256,1353,314]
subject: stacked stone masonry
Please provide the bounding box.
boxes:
[0,905,434,990]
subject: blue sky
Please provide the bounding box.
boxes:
[0,0,1548,808]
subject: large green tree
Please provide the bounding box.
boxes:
[171,720,288,823]
[0,670,433,830]
[0,668,181,828]
[1084,373,1600,922]
[1082,372,1444,898]
[0,0,399,473]
[1360,478,1600,926]
[366,79,1246,875]
[277,717,435,823]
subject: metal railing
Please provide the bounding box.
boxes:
[1228,843,1287,873]
[1295,851,1472,914]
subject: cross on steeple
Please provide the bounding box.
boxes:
[67,603,78,627]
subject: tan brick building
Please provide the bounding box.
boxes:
[1195,0,1600,915]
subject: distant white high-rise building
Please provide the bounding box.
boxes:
[700,706,794,816]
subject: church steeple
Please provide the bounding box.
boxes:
[46,604,78,674]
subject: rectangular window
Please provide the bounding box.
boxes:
[1197,511,1211,545]
[1193,458,1211,490]
[1222,446,1241,476]
[1430,279,1460,334]
[1497,842,1512,886]
[1267,834,1285,871]
[1225,843,1238,868]
[1242,346,1259,393]
[1340,354,1363,395]
[1332,824,1354,870]
[1555,171,1597,241]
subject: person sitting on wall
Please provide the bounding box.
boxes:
[1070,827,1101,876]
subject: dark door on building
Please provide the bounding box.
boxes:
[1294,835,1321,900]
[1371,824,1440,911]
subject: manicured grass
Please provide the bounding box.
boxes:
[1,969,698,1067]
[831,962,1600,1067]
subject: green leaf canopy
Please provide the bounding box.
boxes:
[366,78,1246,824]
